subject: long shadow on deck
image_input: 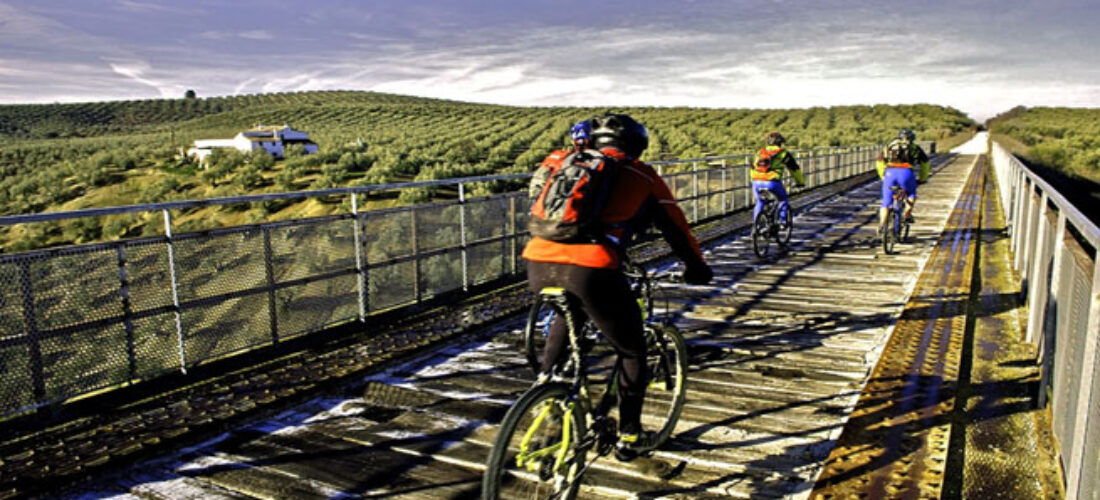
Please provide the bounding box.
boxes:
[641,373,1036,498]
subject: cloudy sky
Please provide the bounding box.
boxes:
[1,0,1098,121]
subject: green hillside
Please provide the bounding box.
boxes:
[0,91,975,250]
[988,106,1100,183]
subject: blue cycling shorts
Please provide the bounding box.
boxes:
[881,168,917,208]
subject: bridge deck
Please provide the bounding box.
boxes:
[49,155,990,499]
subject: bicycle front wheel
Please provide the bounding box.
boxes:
[482,383,588,500]
[523,298,555,376]
[752,213,771,259]
[642,325,689,449]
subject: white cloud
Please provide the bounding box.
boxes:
[114,0,191,15]
[107,60,184,98]
[197,30,274,41]
[239,30,273,40]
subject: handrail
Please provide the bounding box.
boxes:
[991,142,1100,248]
[989,139,1100,499]
[0,145,877,227]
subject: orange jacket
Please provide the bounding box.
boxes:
[522,147,704,269]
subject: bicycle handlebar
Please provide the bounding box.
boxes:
[622,262,683,284]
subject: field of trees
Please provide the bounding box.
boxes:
[988,106,1100,183]
[0,91,975,250]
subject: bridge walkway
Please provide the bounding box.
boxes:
[57,154,984,499]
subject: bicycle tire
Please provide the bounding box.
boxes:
[752,212,770,259]
[881,209,896,254]
[892,207,904,251]
[777,209,793,247]
[483,383,587,500]
[523,298,555,376]
[643,325,689,448]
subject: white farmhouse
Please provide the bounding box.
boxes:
[187,125,319,165]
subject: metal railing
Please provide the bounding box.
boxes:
[0,144,883,419]
[989,141,1100,499]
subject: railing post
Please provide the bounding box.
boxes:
[844,147,853,179]
[262,227,278,344]
[1013,175,1029,270]
[1007,159,1019,228]
[411,209,421,302]
[458,183,469,292]
[1038,212,1067,406]
[351,193,367,321]
[703,167,710,219]
[802,152,811,189]
[1015,180,1032,272]
[1025,194,1052,344]
[833,150,841,184]
[720,160,728,214]
[18,260,45,403]
[163,209,186,374]
[1022,188,1041,284]
[500,196,509,278]
[691,162,699,223]
[744,156,753,209]
[116,245,137,380]
[510,196,519,275]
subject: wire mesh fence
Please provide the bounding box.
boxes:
[0,145,882,418]
[990,141,1100,499]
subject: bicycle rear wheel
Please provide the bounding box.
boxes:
[752,213,771,259]
[642,325,689,449]
[881,209,897,254]
[777,209,793,247]
[483,383,587,500]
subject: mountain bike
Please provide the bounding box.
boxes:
[752,188,793,259]
[881,186,911,254]
[485,263,689,499]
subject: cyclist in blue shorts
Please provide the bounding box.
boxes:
[876,129,930,228]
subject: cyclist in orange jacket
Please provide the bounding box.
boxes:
[522,114,712,460]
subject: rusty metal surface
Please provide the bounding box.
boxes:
[811,157,986,499]
[54,157,979,498]
[956,162,1063,499]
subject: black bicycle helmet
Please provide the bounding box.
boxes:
[590,113,649,159]
[765,132,786,146]
[897,129,916,142]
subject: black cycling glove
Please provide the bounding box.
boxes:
[683,262,713,285]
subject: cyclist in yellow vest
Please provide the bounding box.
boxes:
[875,129,930,227]
[752,132,806,228]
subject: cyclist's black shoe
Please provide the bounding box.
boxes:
[614,431,658,462]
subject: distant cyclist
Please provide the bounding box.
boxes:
[522,113,713,460]
[752,132,806,229]
[875,129,930,227]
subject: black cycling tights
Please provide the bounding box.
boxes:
[526,261,648,435]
